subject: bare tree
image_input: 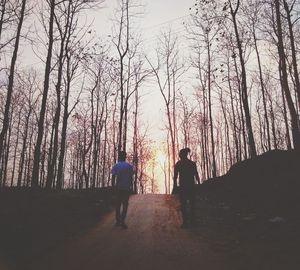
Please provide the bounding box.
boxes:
[188,1,220,177]
[274,0,300,149]
[0,0,27,178]
[147,29,185,192]
[31,0,55,188]
[227,0,257,157]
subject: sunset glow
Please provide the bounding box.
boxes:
[156,152,167,167]
[151,151,172,194]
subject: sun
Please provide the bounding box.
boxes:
[156,152,167,167]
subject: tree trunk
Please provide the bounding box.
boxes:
[207,40,217,177]
[233,55,248,159]
[253,28,271,151]
[230,0,257,157]
[56,76,71,189]
[46,15,69,189]
[10,108,22,186]
[117,0,129,154]
[274,0,300,149]
[32,0,55,188]
[227,68,239,162]
[283,0,300,110]
[0,0,7,41]
[0,0,27,170]
[278,67,292,150]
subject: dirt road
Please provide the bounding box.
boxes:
[26,194,237,270]
[24,194,300,270]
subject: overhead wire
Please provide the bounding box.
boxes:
[140,14,191,31]
[140,19,195,49]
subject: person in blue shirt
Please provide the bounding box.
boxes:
[173,148,200,228]
[112,151,133,229]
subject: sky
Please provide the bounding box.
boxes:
[93,0,196,192]
[20,0,196,193]
[86,0,196,142]
[97,0,194,31]
[98,1,197,192]
[23,0,196,142]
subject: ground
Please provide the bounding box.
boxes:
[1,150,299,270]
[1,194,298,270]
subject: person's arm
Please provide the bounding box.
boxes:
[112,174,116,187]
[194,163,200,185]
[111,165,117,187]
[130,165,134,192]
[172,163,179,195]
[173,163,178,188]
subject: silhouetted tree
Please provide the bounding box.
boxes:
[0,0,27,181]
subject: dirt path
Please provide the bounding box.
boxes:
[27,194,238,270]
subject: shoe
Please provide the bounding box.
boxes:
[114,221,121,227]
[120,223,128,229]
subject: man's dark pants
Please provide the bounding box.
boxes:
[179,188,196,225]
[115,189,130,224]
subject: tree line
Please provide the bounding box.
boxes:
[0,0,299,193]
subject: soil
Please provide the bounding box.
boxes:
[1,150,299,270]
[0,188,114,270]
[2,194,299,270]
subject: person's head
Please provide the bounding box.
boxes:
[179,148,190,160]
[118,151,127,162]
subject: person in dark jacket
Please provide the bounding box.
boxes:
[173,148,200,228]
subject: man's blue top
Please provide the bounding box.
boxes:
[112,161,133,190]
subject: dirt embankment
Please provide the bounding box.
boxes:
[0,188,114,269]
[197,150,300,214]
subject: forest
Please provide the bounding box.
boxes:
[0,0,300,194]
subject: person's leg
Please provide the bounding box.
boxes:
[115,190,122,225]
[189,192,196,226]
[120,190,130,228]
[180,192,188,227]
